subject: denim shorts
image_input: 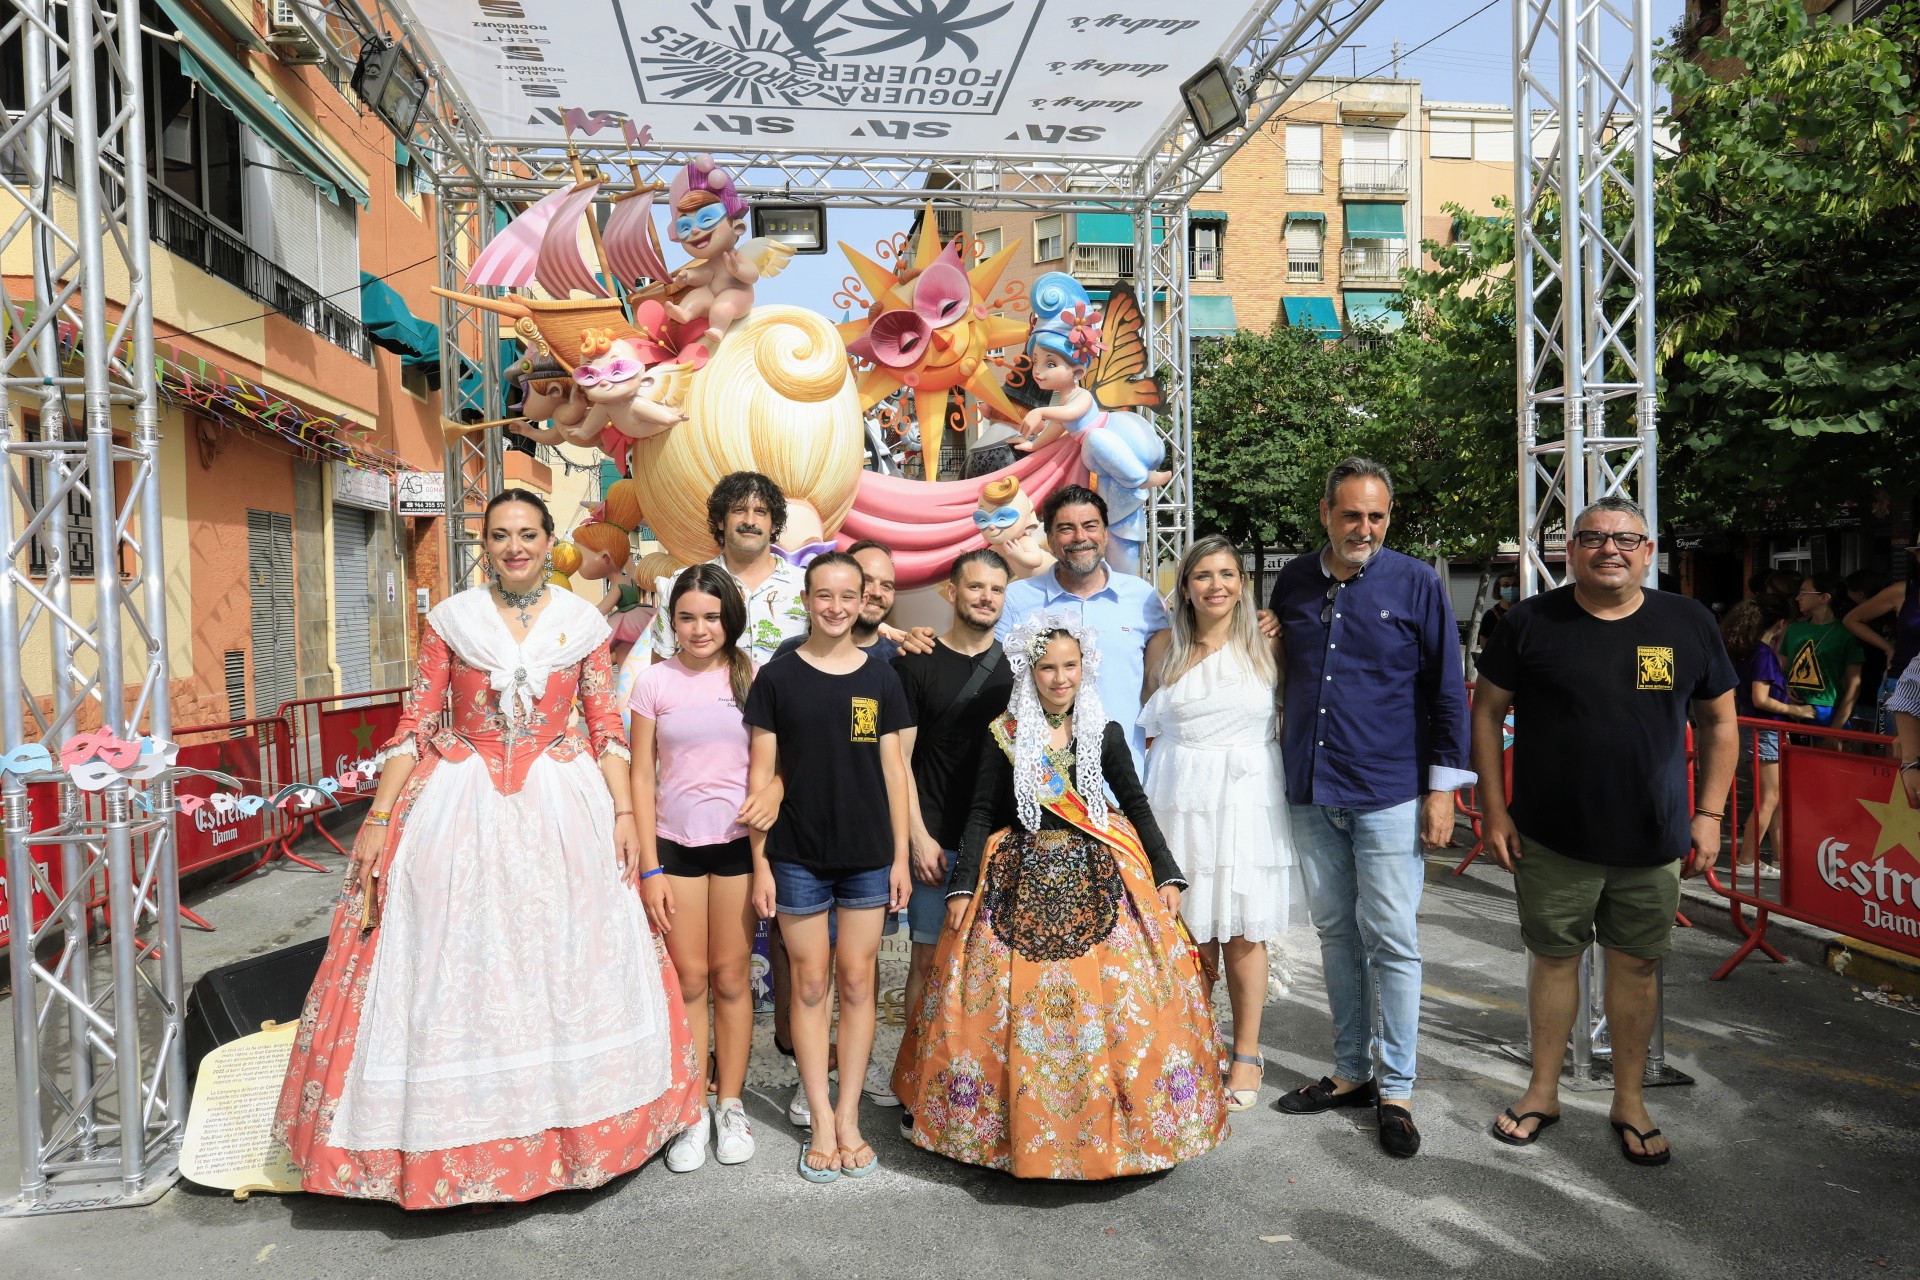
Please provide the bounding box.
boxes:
[1755,728,1780,764]
[769,860,892,916]
[906,851,958,945]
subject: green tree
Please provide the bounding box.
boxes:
[1655,0,1920,527]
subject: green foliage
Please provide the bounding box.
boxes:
[1655,0,1920,526]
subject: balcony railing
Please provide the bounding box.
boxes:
[1286,160,1323,193]
[150,188,372,362]
[1287,254,1323,282]
[1340,158,1410,194]
[1341,245,1409,281]
[1070,242,1134,279]
[1189,245,1221,281]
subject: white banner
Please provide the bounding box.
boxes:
[408,0,1239,161]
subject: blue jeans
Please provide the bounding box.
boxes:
[1289,799,1424,1099]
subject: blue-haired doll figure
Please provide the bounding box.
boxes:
[1012,273,1172,574]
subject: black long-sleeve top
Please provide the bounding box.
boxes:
[949,720,1187,895]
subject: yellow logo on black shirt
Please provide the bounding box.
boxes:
[850,696,879,743]
[1636,646,1675,690]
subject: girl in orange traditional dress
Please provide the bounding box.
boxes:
[893,612,1230,1179]
[273,489,702,1208]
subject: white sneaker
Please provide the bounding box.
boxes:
[713,1099,755,1165]
[665,1109,709,1173]
[787,1083,812,1128]
[862,1060,900,1107]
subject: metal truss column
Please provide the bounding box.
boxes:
[1,0,185,1213]
[1139,202,1192,591]
[1513,0,1682,1090]
[437,187,504,591]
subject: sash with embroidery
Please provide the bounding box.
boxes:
[989,713,1147,866]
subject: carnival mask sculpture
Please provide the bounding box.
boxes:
[972,475,1055,581]
[664,155,794,344]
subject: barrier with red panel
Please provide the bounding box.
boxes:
[1706,717,1917,977]
[274,690,405,866]
[171,717,297,878]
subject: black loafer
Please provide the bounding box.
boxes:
[1275,1076,1379,1115]
[1378,1102,1421,1158]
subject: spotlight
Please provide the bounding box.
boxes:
[352,37,429,140]
[751,202,829,254]
[1180,58,1244,145]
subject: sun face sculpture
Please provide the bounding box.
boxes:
[836,208,1030,479]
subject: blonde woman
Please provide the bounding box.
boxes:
[1140,534,1292,1111]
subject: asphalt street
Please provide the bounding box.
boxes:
[5,824,1918,1280]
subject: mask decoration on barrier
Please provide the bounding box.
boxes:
[836,209,1032,479]
[1013,273,1171,576]
[971,476,1055,581]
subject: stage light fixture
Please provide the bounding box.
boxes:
[352,37,429,141]
[1180,59,1245,145]
[751,202,829,254]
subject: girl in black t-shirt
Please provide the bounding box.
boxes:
[743,553,911,1184]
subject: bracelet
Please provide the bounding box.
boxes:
[364,818,390,827]
[639,866,664,880]
[1902,759,1920,773]
[1693,808,1725,821]
[368,810,392,821]
[614,809,635,818]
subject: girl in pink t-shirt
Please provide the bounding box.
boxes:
[629,564,763,1172]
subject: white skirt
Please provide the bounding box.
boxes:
[327,751,674,1153]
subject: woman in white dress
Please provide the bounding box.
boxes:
[1140,533,1292,1111]
[275,489,701,1208]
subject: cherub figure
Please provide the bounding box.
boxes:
[971,474,1055,581]
[1012,273,1172,573]
[664,155,793,343]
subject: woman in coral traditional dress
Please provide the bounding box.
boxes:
[893,613,1229,1180]
[274,489,701,1208]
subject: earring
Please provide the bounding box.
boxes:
[543,551,555,573]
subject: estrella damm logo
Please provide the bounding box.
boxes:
[850,696,879,743]
[1636,646,1676,691]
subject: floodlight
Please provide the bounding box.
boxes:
[353,38,429,140]
[1180,59,1244,145]
[752,202,829,254]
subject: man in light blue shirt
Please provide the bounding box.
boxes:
[995,485,1169,770]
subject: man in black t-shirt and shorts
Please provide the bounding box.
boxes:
[891,549,1015,1076]
[1472,496,1737,1168]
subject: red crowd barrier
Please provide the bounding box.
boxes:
[273,689,404,866]
[1707,716,1913,978]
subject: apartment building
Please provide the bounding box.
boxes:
[0,1,546,734]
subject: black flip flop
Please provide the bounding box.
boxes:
[1491,1107,1560,1147]
[1611,1120,1672,1166]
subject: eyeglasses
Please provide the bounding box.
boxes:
[1571,530,1649,551]
[1319,580,1344,627]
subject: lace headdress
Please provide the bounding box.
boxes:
[1005,610,1109,834]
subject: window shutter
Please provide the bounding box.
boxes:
[1286,220,1323,254]
[1430,117,1471,159]
[247,509,297,715]
[332,506,373,703]
[1285,124,1321,160]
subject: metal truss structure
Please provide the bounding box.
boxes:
[1511,0,1680,1087]
[1513,0,1660,595]
[0,0,187,1213]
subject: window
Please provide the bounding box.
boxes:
[1430,116,1472,160]
[1285,124,1322,193]
[20,414,130,580]
[146,35,245,231]
[1285,219,1324,281]
[976,226,1003,259]
[401,363,435,401]
[244,129,360,300]
[1473,118,1514,162]
[1034,214,1063,262]
[1189,224,1222,281]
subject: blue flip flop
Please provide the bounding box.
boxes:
[837,1142,879,1178]
[797,1145,839,1183]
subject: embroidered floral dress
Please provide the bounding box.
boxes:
[273,585,701,1208]
[892,717,1229,1179]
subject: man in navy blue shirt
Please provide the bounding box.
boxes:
[1268,457,1472,1159]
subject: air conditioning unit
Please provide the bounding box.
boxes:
[267,0,327,65]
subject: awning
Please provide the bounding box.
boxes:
[154,0,369,208]
[359,273,440,369]
[1345,291,1406,332]
[1190,209,1229,223]
[1284,211,1327,225]
[1283,297,1341,339]
[1072,213,1167,246]
[1344,203,1406,237]
[1191,295,1238,337]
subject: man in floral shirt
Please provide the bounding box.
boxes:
[649,472,810,668]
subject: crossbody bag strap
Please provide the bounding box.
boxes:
[928,642,1004,739]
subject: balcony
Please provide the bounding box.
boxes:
[150,188,372,361]
[1286,254,1323,283]
[1341,244,1409,282]
[1070,242,1134,280]
[1189,245,1221,281]
[1285,160,1323,193]
[1340,158,1409,196]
